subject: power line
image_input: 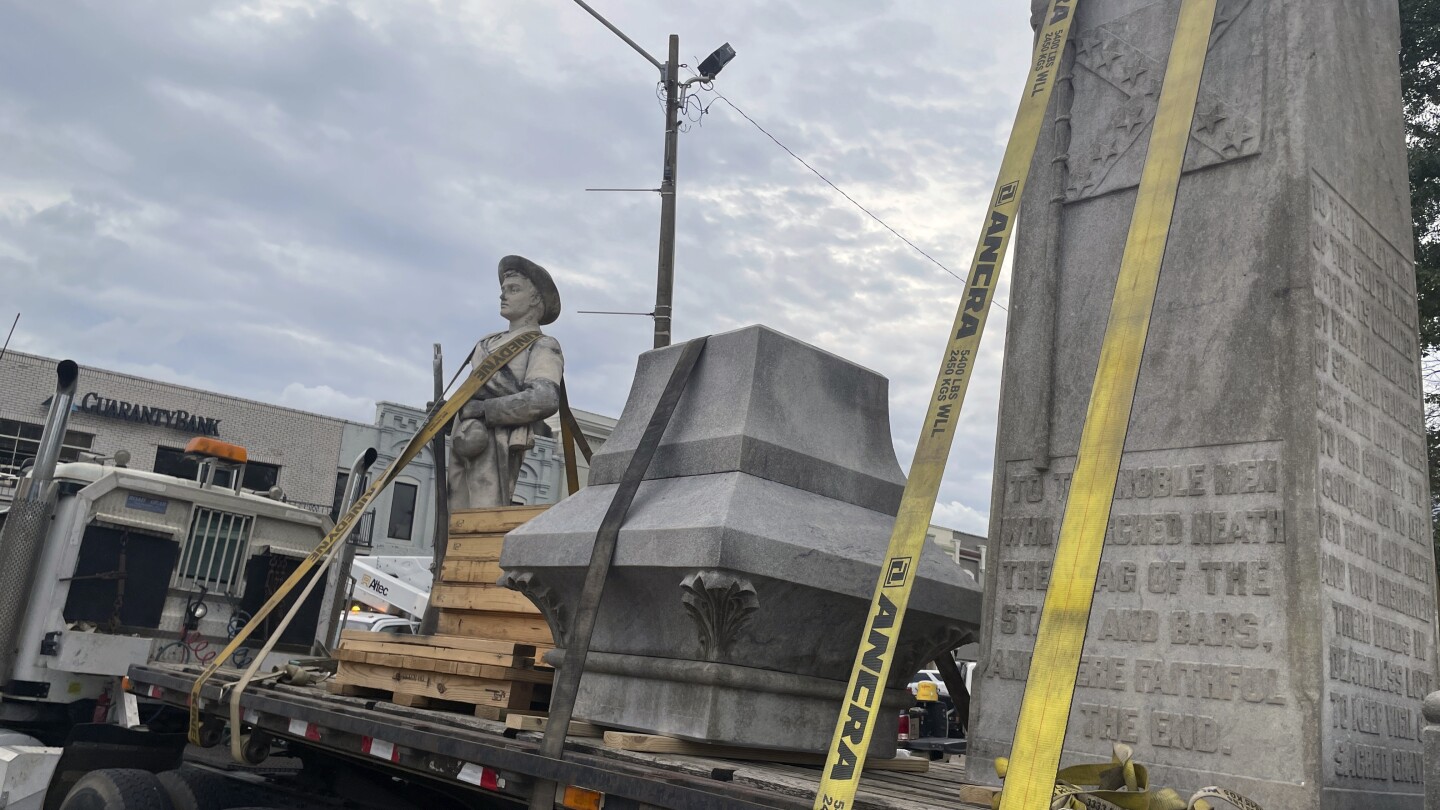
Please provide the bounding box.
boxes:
[707,89,1009,313]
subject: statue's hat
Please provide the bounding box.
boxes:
[498,255,562,325]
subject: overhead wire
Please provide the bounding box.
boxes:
[684,75,1009,312]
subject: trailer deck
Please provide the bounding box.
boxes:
[129,663,983,810]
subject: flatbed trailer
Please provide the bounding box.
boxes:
[129,663,981,810]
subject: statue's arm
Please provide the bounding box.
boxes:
[479,337,564,426]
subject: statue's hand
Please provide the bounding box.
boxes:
[459,401,488,422]
[452,418,488,459]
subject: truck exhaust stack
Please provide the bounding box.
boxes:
[0,360,79,689]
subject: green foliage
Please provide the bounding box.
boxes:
[1402,0,1440,348]
[1399,0,1440,569]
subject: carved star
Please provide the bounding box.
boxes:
[1094,46,1123,71]
[1118,59,1151,90]
[1066,167,1096,198]
[1219,126,1255,157]
[1117,101,1150,136]
[1074,36,1101,61]
[1195,99,1228,136]
[1091,136,1121,164]
[1134,77,1161,99]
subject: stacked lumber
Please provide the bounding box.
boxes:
[330,630,549,720]
[433,506,555,647]
[331,505,561,720]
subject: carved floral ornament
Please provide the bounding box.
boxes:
[499,570,567,646]
[680,570,760,662]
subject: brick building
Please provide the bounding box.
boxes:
[0,351,615,550]
[1,351,346,511]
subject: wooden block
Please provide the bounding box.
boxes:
[600,732,929,773]
[957,786,1002,805]
[336,661,532,709]
[431,584,541,614]
[504,713,604,738]
[444,535,506,561]
[334,648,551,685]
[473,705,506,721]
[449,506,548,535]
[337,636,529,668]
[339,630,536,657]
[326,681,388,698]
[441,559,505,584]
[435,611,557,645]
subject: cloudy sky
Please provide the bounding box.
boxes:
[0,1,1035,534]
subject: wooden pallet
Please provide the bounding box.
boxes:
[330,631,550,720]
[601,732,931,774]
[504,712,606,738]
[449,506,549,536]
[437,506,558,652]
[435,610,555,646]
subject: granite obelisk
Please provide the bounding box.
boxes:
[969,1,1438,807]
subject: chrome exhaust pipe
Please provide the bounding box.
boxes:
[0,360,79,687]
[22,360,78,501]
[316,447,379,654]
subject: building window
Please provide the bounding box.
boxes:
[154,446,281,492]
[0,418,94,478]
[331,471,350,519]
[388,482,417,541]
[242,461,280,492]
[175,507,253,595]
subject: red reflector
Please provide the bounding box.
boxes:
[457,762,506,791]
[362,736,399,762]
[480,767,501,790]
[897,713,911,741]
[287,717,320,740]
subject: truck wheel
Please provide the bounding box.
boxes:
[59,769,174,810]
[158,768,257,810]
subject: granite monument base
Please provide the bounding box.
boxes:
[500,326,983,756]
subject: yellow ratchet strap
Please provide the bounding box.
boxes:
[997,0,1219,807]
[186,329,543,745]
[991,745,1266,810]
[813,1,1079,807]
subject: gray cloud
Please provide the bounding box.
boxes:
[0,0,1036,534]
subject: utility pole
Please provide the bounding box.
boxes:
[568,1,734,350]
[654,35,681,348]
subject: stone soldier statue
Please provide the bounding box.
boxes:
[447,255,564,509]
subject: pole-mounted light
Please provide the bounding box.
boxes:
[568,1,735,349]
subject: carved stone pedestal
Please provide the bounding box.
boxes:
[499,325,983,755]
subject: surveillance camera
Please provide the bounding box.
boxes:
[698,43,736,79]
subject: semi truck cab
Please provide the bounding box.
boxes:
[3,457,329,723]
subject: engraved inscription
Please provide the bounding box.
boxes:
[1311,171,1435,789]
[987,442,1292,777]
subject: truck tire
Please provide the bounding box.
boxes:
[58,769,174,810]
[157,768,255,810]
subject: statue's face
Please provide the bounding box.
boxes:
[499,272,542,322]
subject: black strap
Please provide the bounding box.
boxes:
[559,381,582,496]
[528,337,707,808]
[933,653,971,737]
[559,380,595,464]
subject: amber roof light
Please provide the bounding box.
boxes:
[184,437,248,464]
